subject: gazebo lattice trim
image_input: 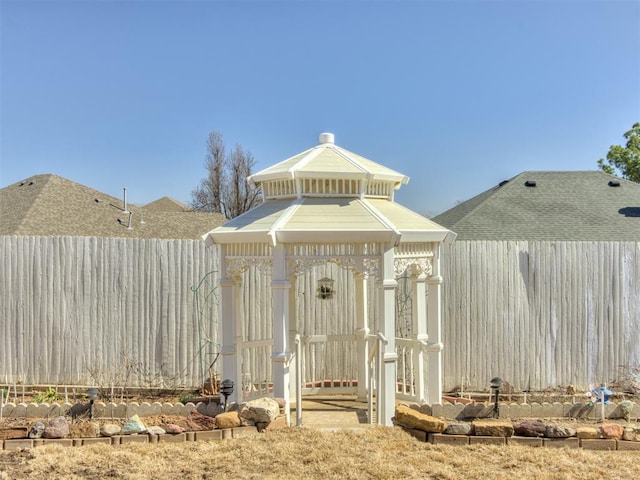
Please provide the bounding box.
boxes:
[287,243,383,276]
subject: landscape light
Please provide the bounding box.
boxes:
[490,377,503,418]
[220,379,234,411]
[86,387,99,419]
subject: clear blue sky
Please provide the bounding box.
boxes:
[1,0,638,216]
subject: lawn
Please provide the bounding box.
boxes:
[1,427,638,479]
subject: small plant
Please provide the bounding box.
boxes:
[179,393,197,404]
[32,387,60,403]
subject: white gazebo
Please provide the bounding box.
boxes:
[202,133,455,426]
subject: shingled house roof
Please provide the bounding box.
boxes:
[0,174,225,239]
[433,171,640,241]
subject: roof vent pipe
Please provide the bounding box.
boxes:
[319,132,334,145]
[123,187,129,213]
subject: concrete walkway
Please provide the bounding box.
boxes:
[291,395,373,429]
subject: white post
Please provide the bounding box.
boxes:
[413,269,428,403]
[271,245,291,424]
[233,273,243,400]
[220,245,240,405]
[355,272,369,401]
[288,275,298,426]
[379,246,398,426]
[295,334,303,426]
[426,246,444,406]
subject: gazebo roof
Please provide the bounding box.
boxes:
[248,133,409,187]
[203,133,455,247]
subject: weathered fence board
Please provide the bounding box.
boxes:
[1,236,219,388]
[2,237,638,394]
[440,241,640,392]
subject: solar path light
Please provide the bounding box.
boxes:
[86,387,99,419]
[220,379,234,411]
[490,377,503,418]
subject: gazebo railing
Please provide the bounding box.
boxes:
[239,338,273,401]
[366,332,388,424]
[395,337,429,403]
[299,334,358,394]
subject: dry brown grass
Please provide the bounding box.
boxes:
[1,427,639,480]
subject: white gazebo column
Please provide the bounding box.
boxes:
[412,269,428,403]
[354,272,369,401]
[219,246,242,404]
[271,244,291,423]
[379,247,398,426]
[288,274,299,425]
[426,248,444,406]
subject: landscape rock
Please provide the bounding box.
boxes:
[100,423,121,436]
[443,423,473,436]
[121,414,146,435]
[43,416,69,439]
[146,426,166,435]
[266,415,289,430]
[622,425,640,442]
[513,420,547,437]
[257,415,289,432]
[70,421,101,438]
[472,420,514,437]
[394,404,447,433]
[196,402,224,418]
[28,422,45,439]
[186,410,218,430]
[545,425,576,438]
[239,397,280,424]
[576,427,600,439]
[215,411,241,429]
[164,424,185,434]
[599,423,623,439]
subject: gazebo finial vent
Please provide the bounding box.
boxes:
[318,132,334,145]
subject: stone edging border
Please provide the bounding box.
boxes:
[2,400,639,421]
[428,401,640,422]
[1,425,260,451]
[3,425,640,452]
[399,426,640,451]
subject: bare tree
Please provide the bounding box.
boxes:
[191,131,261,218]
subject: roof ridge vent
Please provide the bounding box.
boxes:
[524,180,537,187]
[608,180,621,187]
[318,132,335,145]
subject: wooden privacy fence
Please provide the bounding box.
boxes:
[440,241,640,392]
[0,236,219,388]
[2,237,638,395]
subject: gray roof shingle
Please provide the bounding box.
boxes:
[433,171,640,241]
[0,174,225,239]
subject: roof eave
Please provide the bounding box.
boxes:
[202,228,400,247]
[400,230,457,245]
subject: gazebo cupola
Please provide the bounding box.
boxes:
[203,133,455,426]
[252,132,408,204]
